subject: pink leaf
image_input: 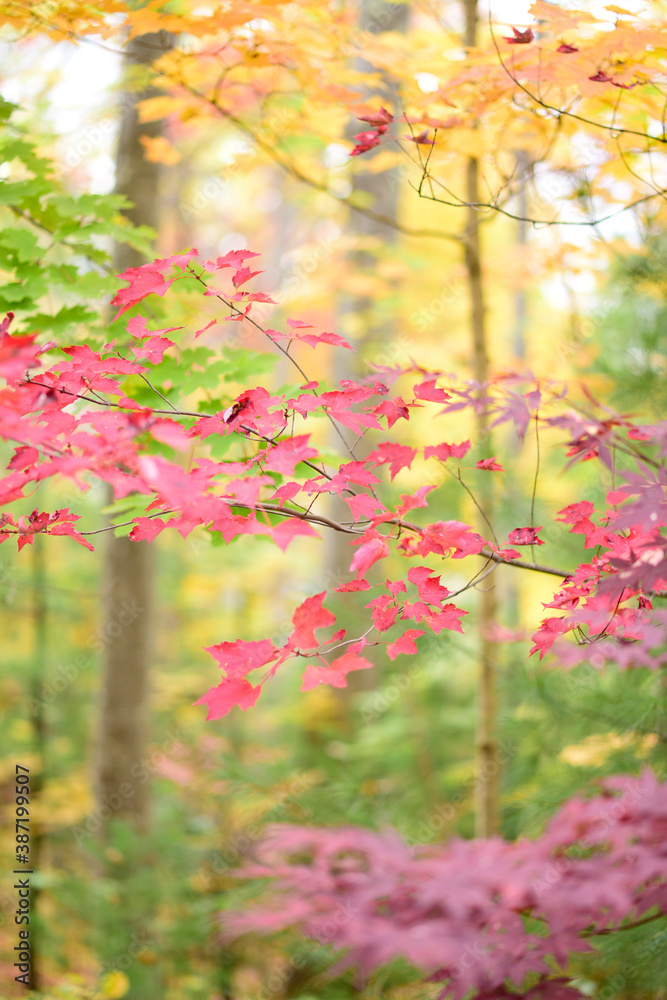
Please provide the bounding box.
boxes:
[413,378,449,403]
[232,266,262,287]
[427,604,468,634]
[335,579,372,592]
[349,532,390,578]
[396,485,436,516]
[345,494,387,520]
[296,330,353,350]
[301,651,373,691]
[150,420,192,451]
[130,517,167,542]
[263,435,318,475]
[387,629,425,660]
[205,638,278,677]
[272,518,320,552]
[366,442,417,480]
[195,678,261,719]
[424,440,470,461]
[289,593,336,650]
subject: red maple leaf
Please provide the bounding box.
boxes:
[263,435,318,475]
[132,335,176,365]
[357,107,393,125]
[418,520,486,559]
[508,526,545,546]
[405,130,433,145]
[0,327,47,380]
[8,446,39,471]
[427,604,468,634]
[111,253,196,320]
[202,249,261,271]
[529,616,573,659]
[195,677,262,719]
[301,650,373,691]
[204,638,278,677]
[395,485,436,516]
[335,579,372,592]
[350,130,383,156]
[345,494,387,520]
[413,378,449,403]
[387,629,425,660]
[130,517,167,542]
[424,440,470,461]
[295,330,353,350]
[476,457,504,471]
[366,442,417,480]
[288,593,336,649]
[407,566,450,604]
[349,532,390,577]
[232,266,263,288]
[503,26,534,43]
[272,519,320,552]
[373,396,410,428]
[366,594,399,632]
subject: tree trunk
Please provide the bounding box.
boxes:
[326,0,408,699]
[28,539,47,992]
[96,32,169,834]
[463,0,500,838]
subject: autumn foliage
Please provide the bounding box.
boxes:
[1,244,666,997]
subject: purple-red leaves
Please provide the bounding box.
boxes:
[226,772,667,997]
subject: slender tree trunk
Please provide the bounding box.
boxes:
[28,539,47,992]
[463,0,500,837]
[326,0,408,703]
[96,33,169,834]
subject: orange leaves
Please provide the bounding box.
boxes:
[2,0,126,40]
[10,0,667,229]
[139,135,181,165]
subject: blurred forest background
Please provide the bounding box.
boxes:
[0,0,666,998]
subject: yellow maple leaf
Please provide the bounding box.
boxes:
[139,135,181,165]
